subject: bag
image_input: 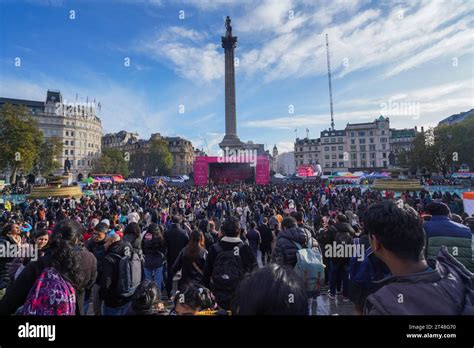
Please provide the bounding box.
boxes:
[19,267,76,315]
[211,243,244,292]
[293,238,325,294]
[112,246,143,297]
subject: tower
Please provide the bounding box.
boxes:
[272,144,278,172]
[219,16,243,150]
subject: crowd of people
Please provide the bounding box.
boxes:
[0,181,473,315]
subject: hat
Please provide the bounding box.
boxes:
[101,219,110,227]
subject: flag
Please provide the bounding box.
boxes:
[294,128,297,133]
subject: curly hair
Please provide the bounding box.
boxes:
[50,219,84,289]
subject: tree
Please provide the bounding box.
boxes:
[36,136,63,176]
[130,138,173,177]
[398,118,474,176]
[0,104,42,184]
[92,148,130,177]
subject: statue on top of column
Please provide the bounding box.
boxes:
[225,16,232,37]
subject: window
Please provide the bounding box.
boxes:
[70,150,74,155]
[370,153,375,159]
[369,131,373,136]
[65,150,68,155]
[325,163,330,168]
[309,147,312,151]
[383,161,387,167]
[361,161,366,167]
[359,139,366,144]
[381,138,387,143]
[324,138,329,143]
[350,145,356,150]
[338,154,344,159]
[360,145,366,151]
[383,152,387,158]
[369,145,376,151]
[358,131,365,136]
[381,130,385,135]
[352,161,357,167]
[325,155,330,159]
[332,162,337,167]
[66,131,69,136]
[324,146,329,151]
[331,146,336,151]
[382,144,386,150]
[351,132,355,137]
[300,147,303,152]
[71,141,74,146]
[339,162,344,167]
[371,161,376,167]
[351,139,355,145]
[370,138,374,143]
[332,154,336,159]
[351,153,357,160]
[338,138,343,142]
[330,138,336,143]
[361,153,366,159]
[300,160,303,165]
[71,131,74,136]
[65,140,69,146]
[338,146,343,151]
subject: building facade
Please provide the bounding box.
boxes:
[102,131,195,176]
[294,116,417,174]
[276,151,295,175]
[0,90,102,179]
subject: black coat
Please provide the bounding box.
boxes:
[99,241,132,308]
[0,247,97,315]
[0,235,18,289]
[272,227,318,268]
[142,232,166,269]
[163,224,189,265]
[257,224,274,250]
[170,247,207,290]
[86,238,106,283]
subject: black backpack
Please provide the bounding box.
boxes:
[211,242,244,293]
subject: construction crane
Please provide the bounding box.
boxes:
[326,33,335,131]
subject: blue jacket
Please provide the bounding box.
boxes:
[424,216,473,272]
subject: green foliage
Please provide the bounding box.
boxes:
[0,104,42,183]
[130,138,173,177]
[399,117,474,176]
[36,136,63,176]
[92,148,130,177]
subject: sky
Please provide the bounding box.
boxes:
[0,0,473,155]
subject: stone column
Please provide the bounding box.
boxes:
[220,19,242,149]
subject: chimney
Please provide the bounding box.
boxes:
[421,126,424,133]
[414,126,417,132]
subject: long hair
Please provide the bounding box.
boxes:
[49,219,84,289]
[184,230,205,260]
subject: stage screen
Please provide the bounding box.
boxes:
[209,162,255,184]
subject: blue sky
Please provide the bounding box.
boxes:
[1,0,473,154]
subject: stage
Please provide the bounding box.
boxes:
[193,156,270,186]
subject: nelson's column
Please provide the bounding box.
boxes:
[219,16,243,150]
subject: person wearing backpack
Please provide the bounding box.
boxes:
[271,216,322,313]
[99,234,139,315]
[0,219,97,316]
[86,222,108,315]
[164,216,190,298]
[246,221,261,259]
[363,201,474,315]
[328,214,356,301]
[203,216,257,310]
[142,223,166,289]
[170,230,207,291]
